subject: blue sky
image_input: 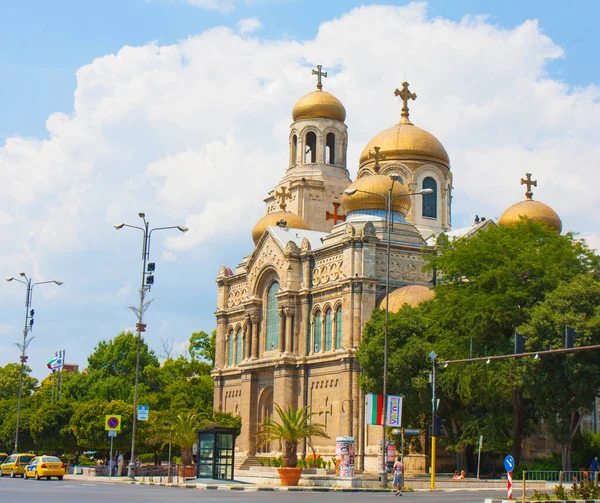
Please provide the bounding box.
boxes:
[1,1,599,379]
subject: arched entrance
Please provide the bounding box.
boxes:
[256,386,274,454]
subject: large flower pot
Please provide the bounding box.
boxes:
[277,467,303,486]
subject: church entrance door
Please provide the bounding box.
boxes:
[257,386,274,454]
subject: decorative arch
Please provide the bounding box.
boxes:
[325,132,336,164]
[291,134,298,167]
[256,386,274,453]
[381,162,412,184]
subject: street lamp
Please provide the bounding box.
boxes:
[5,274,62,452]
[344,177,433,487]
[114,213,188,479]
[429,350,438,491]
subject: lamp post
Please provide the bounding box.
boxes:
[5,273,63,452]
[429,350,438,491]
[344,178,433,486]
[114,212,188,479]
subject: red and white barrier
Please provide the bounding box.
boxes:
[507,470,513,499]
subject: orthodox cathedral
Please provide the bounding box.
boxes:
[211,66,562,471]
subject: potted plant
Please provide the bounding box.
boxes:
[256,404,329,486]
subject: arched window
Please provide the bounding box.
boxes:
[335,307,342,349]
[326,133,336,164]
[305,132,317,163]
[265,282,280,351]
[291,134,297,166]
[235,328,243,364]
[422,177,437,218]
[324,309,333,350]
[314,311,322,352]
[227,331,234,366]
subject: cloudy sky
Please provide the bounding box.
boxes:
[2,0,599,379]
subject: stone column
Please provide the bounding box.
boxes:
[244,319,251,360]
[250,313,260,359]
[215,316,228,369]
[278,308,285,353]
[284,307,295,354]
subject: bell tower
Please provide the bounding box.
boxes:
[264,65,351,233]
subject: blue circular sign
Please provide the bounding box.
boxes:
[504,455,515,472]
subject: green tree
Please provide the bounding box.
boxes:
[521,274,600,470]
[29,402,77,454]
[189,330,216,366]
[0,363,37,400]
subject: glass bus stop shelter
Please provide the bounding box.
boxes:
[196,426,238,480]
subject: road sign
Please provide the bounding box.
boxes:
[507,470,513,499]
[108,430,117,437]
[404,429,421,435]
[504,455,515,472]
[105,415,122,431]
[137,405,149,421]
[136,323,147,332]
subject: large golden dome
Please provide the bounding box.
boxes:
[498,199,562,233]
[252,210,310,244]
[498,173,562,233]
[342,175,412,215]
[379,285,434,312]
[292,90,346,123]
[359,123,449,168]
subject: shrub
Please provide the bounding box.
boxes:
[553,484,567,500]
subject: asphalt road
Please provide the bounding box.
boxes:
[0,477,509,502]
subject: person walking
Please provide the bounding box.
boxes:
[590,456,598,482]
[392,456,404,496]
[117,453,124,476]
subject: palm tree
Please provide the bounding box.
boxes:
[146,412,199,465]
[256,404,329,468]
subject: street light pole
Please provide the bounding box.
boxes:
[344,174,433,487]
[5,274,62,452]
[114,213,188,479]
[429,350,438,491]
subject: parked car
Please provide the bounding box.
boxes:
[24,456,65,480]
[0,453,8,464]
[0,453,36,478]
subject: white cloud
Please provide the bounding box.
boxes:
[2,2,600,375]
[237,17,262,34]
[183,0,238,13]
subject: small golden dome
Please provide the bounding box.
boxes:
[498,173,562,233]
[342,175,412,215]
[359,123,449,168]
[379,285,434,312]
[292,90,346,123]
[498,199,562,233]
[252,210,310,244]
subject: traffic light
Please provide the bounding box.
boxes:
[29,309,35,328]
[565,326,578,349]
[429,418,447,436]
[146,275,154,285]
[514,331,525,354]
[147,262,155,272]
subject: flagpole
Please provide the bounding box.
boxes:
[59,349,65,401]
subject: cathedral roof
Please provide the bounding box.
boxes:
[342,174,411,215]
[379,284,434,312]
[252,210,310,245]
[292,65,346,123]
[498,174,562,233]
[268,226,328,251]
[359,82,449,169]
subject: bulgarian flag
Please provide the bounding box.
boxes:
[366,393,384,425]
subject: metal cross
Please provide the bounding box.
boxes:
[394,82,417,124]
[326,202,346,224]
[312,65,328,90]
[368,146,386,173]
[520,173,537,199]
[275,186,292,210]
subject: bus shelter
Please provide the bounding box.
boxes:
[196,426,238,480]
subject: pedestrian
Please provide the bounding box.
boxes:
[117,453,124,476]
[392,455,404,496]
[107,456,116,477]
[590,456,598,482]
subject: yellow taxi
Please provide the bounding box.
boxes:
[24,456,65,480]
[0,453,36,478]
[0,453,8,464]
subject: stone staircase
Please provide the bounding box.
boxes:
[236,455,263,471]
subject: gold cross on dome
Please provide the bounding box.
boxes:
[394,82,417,125]
[520,173,537,199]
[368,146,386,173]
[312,65,328,90]
[275,186,292,210]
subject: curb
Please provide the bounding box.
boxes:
[129,481,396,492]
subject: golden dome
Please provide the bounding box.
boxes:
[252,210,310,244]
[292,90,346,123]
[498,199,562,233]
[342,175,412,215]
[359,123,449,168]
[379,285,434,312]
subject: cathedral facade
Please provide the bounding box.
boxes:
[212,68,454,470]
